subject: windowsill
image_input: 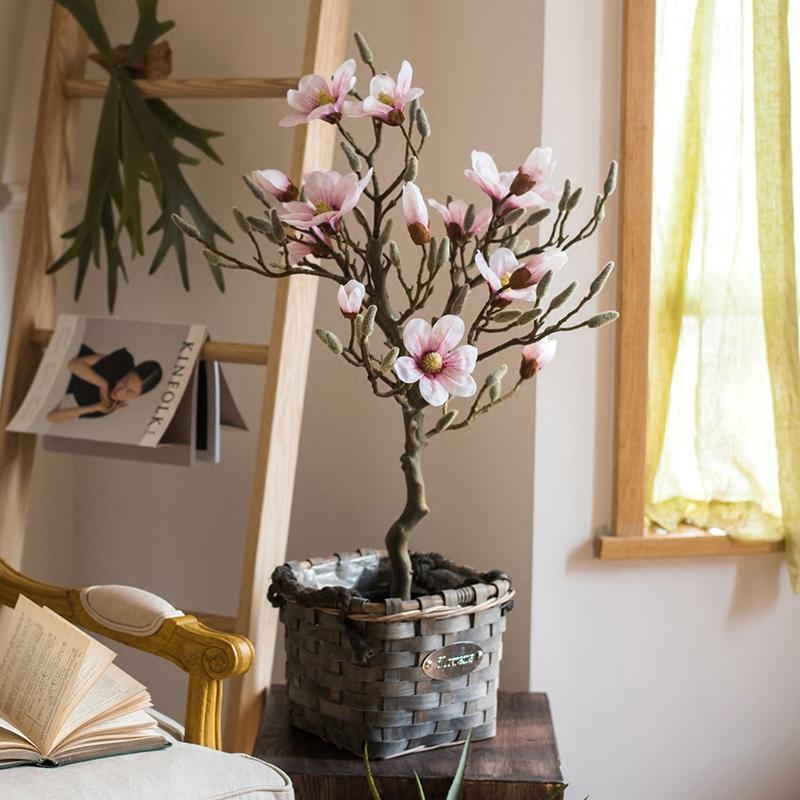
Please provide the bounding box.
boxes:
[595,528,784,560]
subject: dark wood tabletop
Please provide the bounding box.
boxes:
[254,686,564,800]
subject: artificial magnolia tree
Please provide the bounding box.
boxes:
[175,34,618,601]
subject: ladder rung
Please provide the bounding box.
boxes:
[64,77,297,99]
[31,328,268,366]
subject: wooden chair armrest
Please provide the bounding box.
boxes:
[0,558,253,748]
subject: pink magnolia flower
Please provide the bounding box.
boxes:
[517,247,568,286]
[428,198,492,242]
[251,169,298,202]
[475,248,539,302]
[509,147,557,200]
[402,182,430,245]
[345,60,423,126]
[520,338,557,379]
[279,59,357,127]
[464,151,546,214]
[337,279,366,318]
[393,315,477,407]
[280,168,373,231]
[287,227,332,265]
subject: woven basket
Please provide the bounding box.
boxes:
[269,549,514,758]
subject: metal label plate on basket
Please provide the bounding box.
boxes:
[421,642,484,679]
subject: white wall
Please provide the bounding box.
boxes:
[3,2,800,799]
[532,2,800,799]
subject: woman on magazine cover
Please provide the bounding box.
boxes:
[47,345,162,423]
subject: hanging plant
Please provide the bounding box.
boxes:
[50,0,230,310]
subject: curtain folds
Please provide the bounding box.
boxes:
[647,0,800,587]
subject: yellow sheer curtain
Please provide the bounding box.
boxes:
[648,0,800,586]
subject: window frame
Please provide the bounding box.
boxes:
[595,0,784,560]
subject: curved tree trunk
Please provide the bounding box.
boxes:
[385,405,428,599]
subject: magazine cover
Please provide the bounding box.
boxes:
[8,315,207,448]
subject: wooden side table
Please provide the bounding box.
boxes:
[254,686,564,799]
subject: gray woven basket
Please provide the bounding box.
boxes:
[269,549,514,759]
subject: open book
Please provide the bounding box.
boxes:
[0,595,168,768]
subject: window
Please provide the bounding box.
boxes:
[599,0,799,566]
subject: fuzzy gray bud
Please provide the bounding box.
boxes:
[549,281,578,310]
[246,215,274,239]
[315,328,343,355]
[202,249,235,269]
[389,241,401,266]
[380,347,399,373]
[489,383,502,402]
[485,364,509,386]
[585,310,619,328]
[243,174,271,207]
[589,262,614,297]
[604,160,618,195]
[403,156,418,182]
[463,204,476,233]
[434,409,459,432]
[354,31,373,65]
[503,208,525,227]
[566,187,583,211]
[517,308,543,325]
[416,107,431,138]
[451,285,469,315]
[380,218,393,245]
[270,210,286,244]
[427,238,438,271]
[362,305,377,338]
[353,313,364,339]
[558,179,572,212]
[493,309,521,323]
[436,237,450,268]
[233,207,251,234]
[525,208,551,227]
[536,270,553,301]
[172,214,201,241]
[340,140,361,172]
[352,206,370,231]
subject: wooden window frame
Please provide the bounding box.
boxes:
[595,0,784,560]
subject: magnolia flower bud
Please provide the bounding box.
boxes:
[434,409,459,432]
[353,313,364,339]
[517,308,543,325]
[340,140,361,172]
[416,107,431,138]
[315,328,343,355]
[509,169,536,196]
[525,208,551,227]
[389,241,401,266]
[352,206,370,231]
[243,174,271,207]
[436,237,450,268]
[520,338,557,379]
[172,214,201,241]
[451,285,469,314]
[585,310,619,328]
[246,215,275,239]
[589,262,614,297]
[558,179,572,212]
[403,182,430,245]
[202,248,234,269]
[489,383,502,402]
[251,169,298,202]
[233,207,250,234]
[362,305,378,338]
[493,309,521,323]
[549,281,578,310]
[380,347,399,373]
[485,364,509,386]
[566,186,583,211]
[508,267,535,290]
[536,270,553,301]
[354,31,374,65]
[380,218,393,245]
[338,280,366,319]
[503,208,525,226]
[403,156,419,182]
[463,203,476,233]
[604,160,618,195]
[270,209,286,244]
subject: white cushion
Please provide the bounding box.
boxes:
[0,739,294,799]
[80,585,183,637]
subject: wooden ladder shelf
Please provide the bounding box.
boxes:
[0,0,351,755]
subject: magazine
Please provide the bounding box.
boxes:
[7,315,245,465]
[0,595,169,768]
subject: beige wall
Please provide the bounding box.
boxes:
[3,2,800,798]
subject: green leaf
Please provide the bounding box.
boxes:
[147,100,224,165]
[124,0,174,65]
[413,771,426,800]
[56,0,114,60]
[445,733,471,800]
[363,743,382,800]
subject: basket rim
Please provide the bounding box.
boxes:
[271,549,513,620]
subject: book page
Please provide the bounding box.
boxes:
[54,663,148,747]
[0,596,89,754]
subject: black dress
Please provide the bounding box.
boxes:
[66,345,134,419]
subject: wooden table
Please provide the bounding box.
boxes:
[254,686,564,799]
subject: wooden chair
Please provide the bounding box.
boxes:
[0,562,296,798]
[0,0,350,755]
